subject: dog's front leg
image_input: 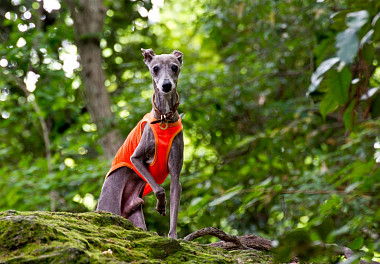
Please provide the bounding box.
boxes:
[168,131,184,239]
[131,125,166,215]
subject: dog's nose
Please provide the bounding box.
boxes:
[162,80,172,93]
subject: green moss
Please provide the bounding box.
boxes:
[0,211,273,263]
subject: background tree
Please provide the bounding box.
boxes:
[65,0,123,159]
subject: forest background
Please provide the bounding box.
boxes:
[0,0,379,262]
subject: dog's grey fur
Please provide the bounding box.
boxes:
[97,49,184,239]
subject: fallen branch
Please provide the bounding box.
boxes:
[184,227,249,249]
[208,235,272,251]
[183,227,271,250]
[183,228,379,264]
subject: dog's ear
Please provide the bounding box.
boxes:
[141,48,155,64]
[172,50,183,65]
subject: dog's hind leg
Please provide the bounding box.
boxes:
[128,204,147,230]
[96,167,130,215]
[121,170,146,218]
[117,169,147,230]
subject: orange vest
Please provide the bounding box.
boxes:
[106,113,183,196]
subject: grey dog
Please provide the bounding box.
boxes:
[97,48,184,239]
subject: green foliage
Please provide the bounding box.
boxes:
[309,1,380,130]
[0,0,379,263]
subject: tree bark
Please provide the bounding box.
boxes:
[65,0,122,159]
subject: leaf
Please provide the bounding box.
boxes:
[360,29,374,47]
[349,237,364,250]
[320,195,343,216]
[311,57,340,85]
[336,28,359,64]
[209,185,243,207]
[360,87,379,100]
[335,11,369,64]
[345,182,360,193]
[372,12,380,27]
[346,10,369,29]
[343,101,355,130]
[327,67,352,105]
[320,92,339,118]
[308,57,340,95]
[187,195,212,216]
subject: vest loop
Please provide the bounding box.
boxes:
[159,122,169,130]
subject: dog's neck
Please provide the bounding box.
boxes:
[151,88,179,122]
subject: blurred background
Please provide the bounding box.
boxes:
[0,0,379,262]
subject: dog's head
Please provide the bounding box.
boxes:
[141,48,183,94]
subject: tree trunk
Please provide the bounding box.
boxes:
[65,0,122,159]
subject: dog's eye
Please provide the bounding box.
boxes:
[171,65,178,73]
[153,66,160,74]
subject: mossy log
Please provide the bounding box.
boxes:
[0,211,273,263]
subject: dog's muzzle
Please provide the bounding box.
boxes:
[162,79,172,93]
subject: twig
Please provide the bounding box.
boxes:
[280,189,373,198]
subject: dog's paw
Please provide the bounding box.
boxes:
[156,205,166,216]
[155,190,166,216]
[168,231,177,239]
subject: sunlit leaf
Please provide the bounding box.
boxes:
[346,10,369,29]
[308,57,340,94]
[360,29,374,47]
[336,29,359,64]
[209,186,243,207]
